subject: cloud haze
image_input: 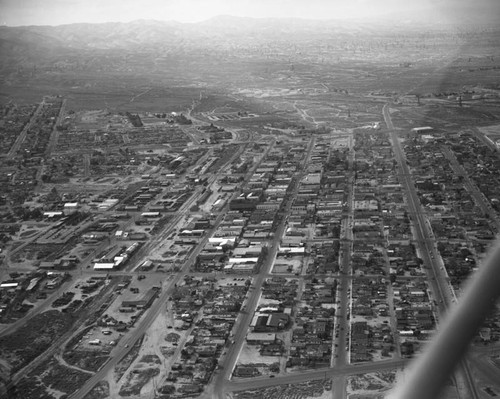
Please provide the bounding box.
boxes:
[0,0,498,26]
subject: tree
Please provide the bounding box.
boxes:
[46,187,60,202]
[269,363,280,373]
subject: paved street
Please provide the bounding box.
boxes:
[214,137,316,399]
[71,138,277,399]
[383,104,479,399]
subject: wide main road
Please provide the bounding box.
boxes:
[332,137,355,399]
[226,358,409,393]
[382,104,479,399]
[70,218,222,399]
[45,98,66,157]
[441,146,500,229]
[7,98,46,159]
[72,137,276,399]
[213,137,316,399]
[11,276,124,386]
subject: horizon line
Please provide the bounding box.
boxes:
[1,13,493,29]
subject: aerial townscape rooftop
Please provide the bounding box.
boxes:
[0,1,500,398]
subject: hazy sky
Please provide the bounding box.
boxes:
[1,0,499,26]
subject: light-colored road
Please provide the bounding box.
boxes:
[226,358,409,393]
[45,99,66,157]
[70,209,226,399]
[71,138,276,399]
[0,217,103,337]
[7,98,46,158]
[332,142,355,399]
[214,137,315,399]
[441,145,500,228]
[11,277,121,386]
[383,103,479,399]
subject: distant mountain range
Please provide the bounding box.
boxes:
[0,17,365,52]
[2,13,497,54]
[0,15,497,82]
[1,14,478,54]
